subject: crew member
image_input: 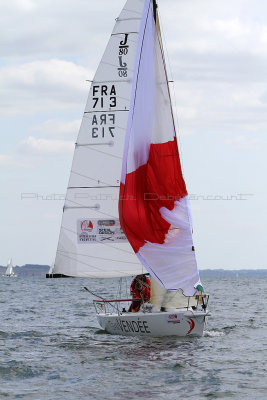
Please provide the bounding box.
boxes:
[129,274,150,312]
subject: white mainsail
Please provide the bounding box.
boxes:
[54,0,148,278]
[5,258,14,276]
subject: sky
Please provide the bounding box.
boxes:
[0,0,266,269]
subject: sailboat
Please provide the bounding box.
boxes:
[3,258,17,277]
[51,0,209,337]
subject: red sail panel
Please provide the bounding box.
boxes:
[119,138,187,253]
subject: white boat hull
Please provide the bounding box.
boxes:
[97,310,207,337]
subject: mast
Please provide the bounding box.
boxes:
[152,0,158,22]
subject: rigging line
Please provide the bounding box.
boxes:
[80,116,128,132]
[110,31,138,35]
[89,80,131,84]
[58,252,133,276]
[64,199,119,219]
[157,7,185,172]
[122,8,142,15]
[84,109,129,114]
[70,170,116,187]
[131,3,151,116]
[111,31,138,36]
[155,11,177,138]
[67,186,120,189]
[57,249,139,264]
[156,10,193,231]
[85,92,131,103]
[84,287,122,312]
[116,18,141,21]
[85,94,131,104]
[64,196,114,210]
[100,60,134,72]
[95,240,134,255]
[111,34,139,45]
[78,145,122,160]
[64,206,98,209]
[64,197,117,212]
[58,252,105,272]
[76,143,112,147]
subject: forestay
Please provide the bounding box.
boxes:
[54,0,148,278]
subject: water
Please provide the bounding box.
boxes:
[0,276,266,400]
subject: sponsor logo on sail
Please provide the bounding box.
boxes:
[97,220,115,226]
[81,220,93,232]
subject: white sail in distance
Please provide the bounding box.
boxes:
[5,258,14,275]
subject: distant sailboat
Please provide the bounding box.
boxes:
[3,258,17,277]
[51,0,210,337]
[46,261,70,278]
[47,264,54,276]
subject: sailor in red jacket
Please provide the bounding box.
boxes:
[129,274,151,312]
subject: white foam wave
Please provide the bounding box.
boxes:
[204,330,225,337]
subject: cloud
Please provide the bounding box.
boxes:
[172,81,267,137]
[14,0,36,11]
[0,0,116,60]
[162,0,267,54]
[0,59,91,115]
[33,119,81,140]
[0,154,31,168]
[260,90,267,104]
[19,136,75,154]
[226,135,266,150]
[159,1,267,84]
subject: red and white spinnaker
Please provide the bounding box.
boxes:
[119,0,201,296]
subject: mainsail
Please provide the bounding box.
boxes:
[54,0,201,296]
[5,258,14,275]
[119,0,201,296]
[54,0,148,278]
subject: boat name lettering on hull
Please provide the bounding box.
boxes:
[115,318,151,334]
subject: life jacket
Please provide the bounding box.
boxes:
[130,276,151,302]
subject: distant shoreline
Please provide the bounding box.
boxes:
[0,264,267,278]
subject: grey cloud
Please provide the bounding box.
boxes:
[171,52,267,83]
[260,91,267,104]
[0,0,117,62]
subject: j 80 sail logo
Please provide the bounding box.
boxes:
[80,220,93,232]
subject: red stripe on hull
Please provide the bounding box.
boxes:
[119,138,187,253]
